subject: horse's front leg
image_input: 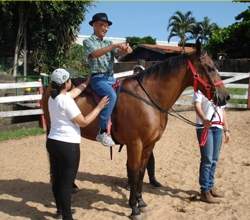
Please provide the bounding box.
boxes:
[127,142,143,218]
[137,166,147,210]
[127,167,140,217]
[137,146,154,210]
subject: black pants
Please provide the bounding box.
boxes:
[46,138,80,220]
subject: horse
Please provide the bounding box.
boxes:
[42,45,230,219]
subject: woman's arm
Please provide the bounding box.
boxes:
[72,96,109,127]
[222,109,230,143]
[194,101,211,127]
[69,77,90,99]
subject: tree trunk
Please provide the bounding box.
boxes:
[23,15,27,79]
[13,5,24,77]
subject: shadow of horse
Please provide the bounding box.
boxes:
[77,172,200,202]
[0,174,200,219]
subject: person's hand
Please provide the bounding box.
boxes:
[203,119,212,128]
[97,96,109,110]
[84,76,90,87]
[112,43,124,50]
[80,76,90,90]
[224,130,230,143]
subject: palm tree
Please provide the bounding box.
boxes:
[167,11,196,48]
[193,17,218,45]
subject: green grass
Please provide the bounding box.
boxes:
[227,88,248,105]
[0,127,45,142]
[228,99,247,105]
[227,88,247,95]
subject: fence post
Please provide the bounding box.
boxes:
[37,79,46,131]
[248,73,250,110]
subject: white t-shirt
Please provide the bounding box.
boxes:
[193,90,224,129]
[48,92,81,143]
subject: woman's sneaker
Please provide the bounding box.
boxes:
[96,132,115,147]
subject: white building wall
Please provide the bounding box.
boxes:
[76,35,178,46]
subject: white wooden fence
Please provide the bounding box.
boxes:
[0,80,46,129]
[0,71,249,128]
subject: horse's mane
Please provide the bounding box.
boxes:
[134,52,194,80]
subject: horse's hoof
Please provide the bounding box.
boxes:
[139,206,149,213]
[138,198,147,213]
[130,207,141,220]
[138,198,147,208]
[130,214,143,220]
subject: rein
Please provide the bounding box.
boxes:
[120,59,223,128]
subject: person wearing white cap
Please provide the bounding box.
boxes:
[46,68,109,220]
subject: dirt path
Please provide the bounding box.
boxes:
[0,110,250,220]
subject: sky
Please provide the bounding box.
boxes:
[79,1,249,42]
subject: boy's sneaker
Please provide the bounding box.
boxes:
[96,132,115,147]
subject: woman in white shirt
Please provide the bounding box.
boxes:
[46,68,108,220]
[193,90,230,204]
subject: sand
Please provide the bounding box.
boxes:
[0,110,250,220]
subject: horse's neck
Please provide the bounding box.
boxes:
[144,65,192,110]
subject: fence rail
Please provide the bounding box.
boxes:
[0,71,249,128]
[174,72,250,109]
[0,79,46,129]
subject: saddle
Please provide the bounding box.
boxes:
[71,77,121,135]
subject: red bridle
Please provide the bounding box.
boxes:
[187,60,225,147]
[187,60,224,100]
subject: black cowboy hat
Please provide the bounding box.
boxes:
[89,13,112,26]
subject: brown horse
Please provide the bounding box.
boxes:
[42,46,229,218]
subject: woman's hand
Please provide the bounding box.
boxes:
[224,130,230,143]
[97,96,109,110]
[80,76,90,90]
[203,119,212,128]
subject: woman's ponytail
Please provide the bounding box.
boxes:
[50,81,65,99]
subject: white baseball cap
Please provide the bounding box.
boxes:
[51,68,70,85]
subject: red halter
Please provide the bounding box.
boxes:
[187,60,225,147]
[187,60,224,100]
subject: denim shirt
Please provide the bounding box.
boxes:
[83,34,117,74]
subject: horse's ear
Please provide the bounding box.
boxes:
[195,38,202,56]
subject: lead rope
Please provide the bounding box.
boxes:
[199,100,224,147]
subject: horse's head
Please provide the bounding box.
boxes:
[189,43,230,106]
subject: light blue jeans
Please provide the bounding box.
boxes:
[90,73,117,130]
[196,127,223,192]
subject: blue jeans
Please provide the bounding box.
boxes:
[90,74,117,130]
[196,127,223,192]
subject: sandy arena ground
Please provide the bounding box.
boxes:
[0,110,250,220]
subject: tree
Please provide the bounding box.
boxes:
[167,11,196,48]
[235,6,250,21]
[206,7,250,58]
[0,1,92,75]
[192,17,218,45]
[126,36,156,49]
[62,43,89,77]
